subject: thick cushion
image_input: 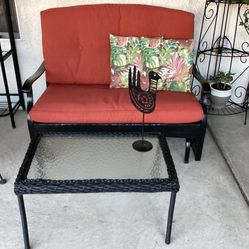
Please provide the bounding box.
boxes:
[156,39,194,92]
[110,35,162,90]
[110,35,194,92]
[41,4,194,85]
[29,84,204,124]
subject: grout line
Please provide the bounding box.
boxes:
[207,125,249,207]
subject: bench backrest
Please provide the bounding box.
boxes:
[41,4,194,85]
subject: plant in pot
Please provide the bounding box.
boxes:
[229,0,249,33]
[209,71,234,109]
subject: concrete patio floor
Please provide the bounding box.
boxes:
[208,112,249,205]
[0,111,249,249]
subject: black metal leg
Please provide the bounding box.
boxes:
[4,0,25,110]
[132,112,153,152]
[165,191,177,244]
[0,45,16,128]
[184,139,191,164]
[245,110,248,125]
[193,115,207,161]
[0,173,7,184]
[244,103,248,125]
[17,195,30,249]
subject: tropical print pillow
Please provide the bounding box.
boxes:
[156,39,194,92]
[110,34,194,92]
[140,37,162,90]
[110,34,162,90]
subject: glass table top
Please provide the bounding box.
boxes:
[27,133,169,181]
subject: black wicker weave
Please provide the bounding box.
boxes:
[15,133,179,195]
[14,132,180,248]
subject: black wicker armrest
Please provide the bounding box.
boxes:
[22,62,45,93]
[22,62,45,112]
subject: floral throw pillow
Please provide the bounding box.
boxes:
[139,37,162,90]
[110,34,162,90]
[110,35,194,92]
[156,39,194,92]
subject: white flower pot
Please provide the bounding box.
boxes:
[210,83,232,109]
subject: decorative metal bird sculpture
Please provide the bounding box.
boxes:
[128,66,161,152]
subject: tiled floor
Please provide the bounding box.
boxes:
[0,111,249,249]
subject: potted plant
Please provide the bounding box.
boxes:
[229,0,249,33]
[209,71,234,109]
[240,8,249,32]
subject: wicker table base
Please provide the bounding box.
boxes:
[14,132,180,249]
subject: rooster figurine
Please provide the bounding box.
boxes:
[128,66,161,152]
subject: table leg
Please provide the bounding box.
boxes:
[165,191,177,244]
[17,195,30,249]
[0,173,7,184]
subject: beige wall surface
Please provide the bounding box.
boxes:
[0,0,248,103]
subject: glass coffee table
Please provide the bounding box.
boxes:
[14,132,179,249]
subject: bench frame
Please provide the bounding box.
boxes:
[23,62,209,163]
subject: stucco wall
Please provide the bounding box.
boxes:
[0,0,248,103]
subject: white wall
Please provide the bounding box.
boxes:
[0,0,248,103]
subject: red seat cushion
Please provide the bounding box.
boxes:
[29,85,204,124]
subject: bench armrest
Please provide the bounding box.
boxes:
[192,64,210,93]
[22,62,45,113]
[22,62,45,93]
[192,64,211,108]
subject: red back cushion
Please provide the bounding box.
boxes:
[41,4,194,84]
